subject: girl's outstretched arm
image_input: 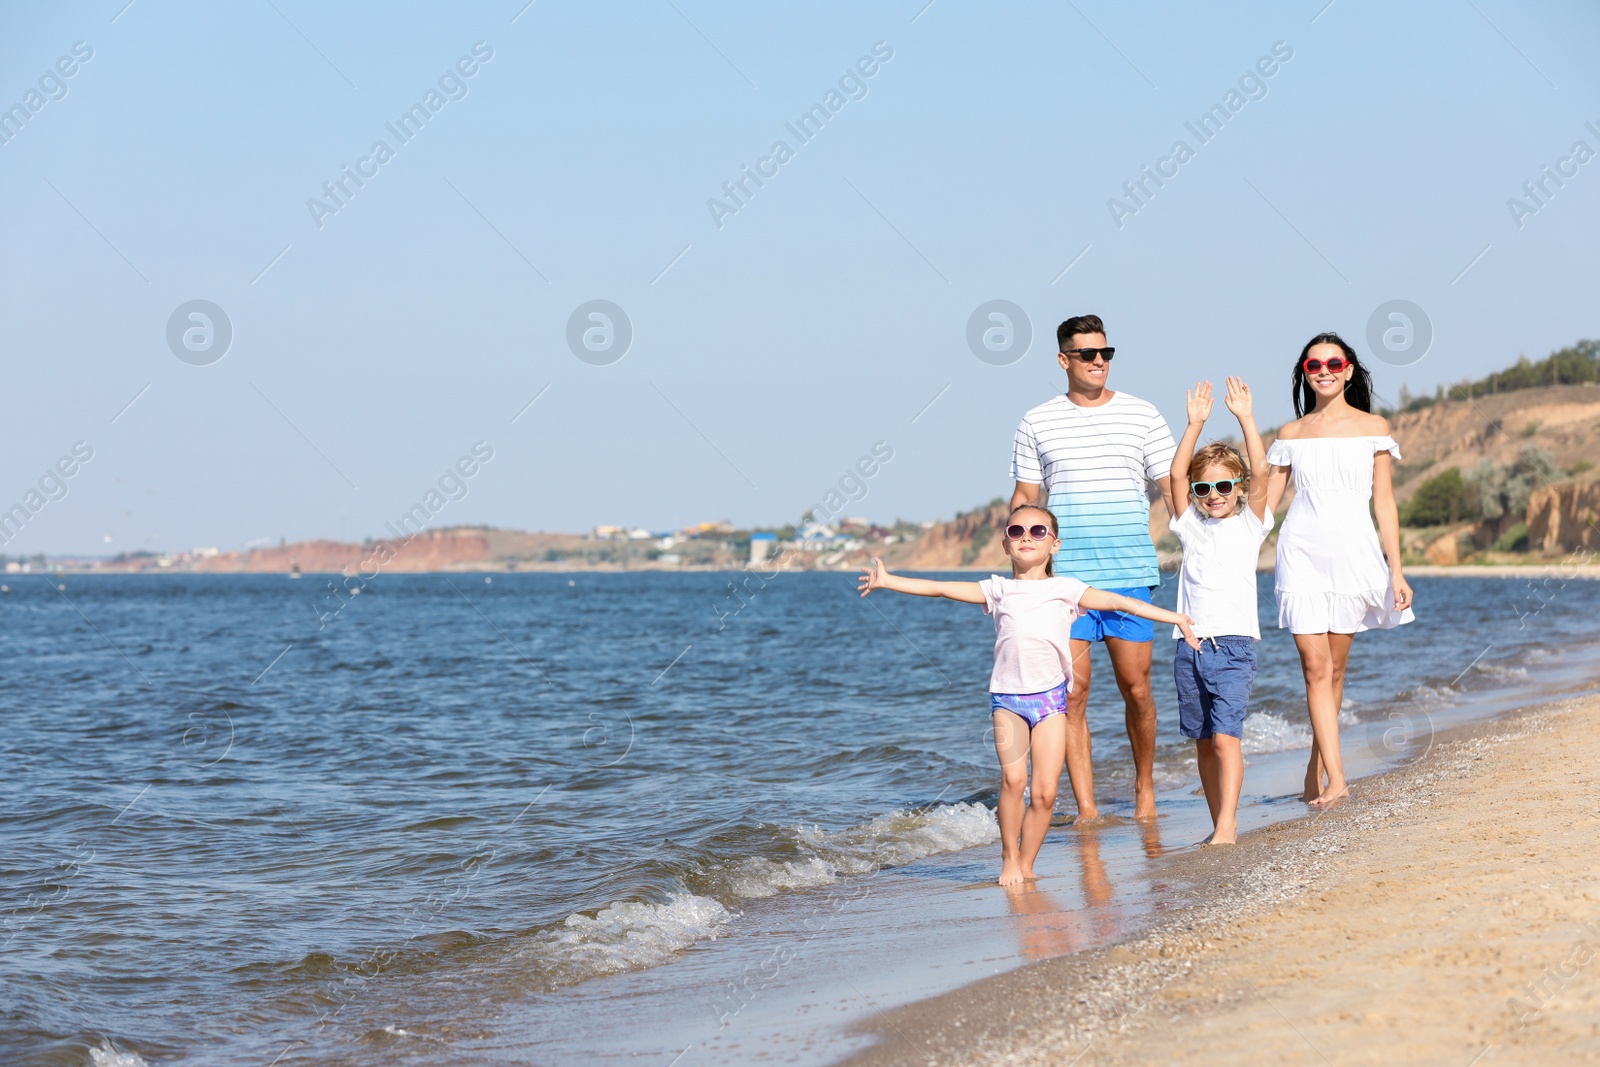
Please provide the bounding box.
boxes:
[1224,376,1270,522]
[1170,381,1213,518]
[1079,587,1201,649]
[858,558,985,604]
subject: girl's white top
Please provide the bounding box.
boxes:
[1169,504,1274,639]
[1267,435,1415,634]
[977,575,1089,694]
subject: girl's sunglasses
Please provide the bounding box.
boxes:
[1190,480,1237,497]
[1303,356,1350,374]
[1005,523,1053,541]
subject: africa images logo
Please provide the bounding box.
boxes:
[305,42,495,229]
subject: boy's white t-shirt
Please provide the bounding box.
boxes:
[977,575,1090,694]
[1168,504,1274,639]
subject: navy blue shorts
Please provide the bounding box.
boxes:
[1173,636,1257,740]
[1070,586,1155,644]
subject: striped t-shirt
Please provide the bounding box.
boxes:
[1010,391,1176,589]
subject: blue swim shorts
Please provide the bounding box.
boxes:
[1070,586,1155,644]
[991,681,1069,729]
[1173,635,1257,740]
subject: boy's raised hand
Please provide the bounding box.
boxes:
[857,557,889,597]
[1224,376,1253,418]
[1185,381,1214,426]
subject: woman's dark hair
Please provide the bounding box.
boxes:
[1007,503,1058,577]
[1292,331,1374,417]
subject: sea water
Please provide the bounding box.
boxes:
[3,571,1597,1065]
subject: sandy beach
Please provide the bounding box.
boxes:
[848,691,1600,1066]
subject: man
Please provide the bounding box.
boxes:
[1010,314,1176,821]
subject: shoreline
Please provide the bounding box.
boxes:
[843,688,1600,1065]
[15,563,1600,578]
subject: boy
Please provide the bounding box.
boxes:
[1168,377,1272,844]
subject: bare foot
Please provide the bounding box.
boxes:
[998,858,1025,886]
[1070,811,1105,827]
[1303,753,1324,802]
[1308,785,1349,809]
[1210,821,1238,845]
[1134,792,1157,821]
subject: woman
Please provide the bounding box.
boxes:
[1265,333,1414,808]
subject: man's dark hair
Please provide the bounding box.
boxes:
[1057,314,1105,351]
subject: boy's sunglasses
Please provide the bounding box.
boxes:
[1302,356,1350,374]
[1191,480,1237,497]
[1062,347,1115,363]
[1005,523,1053,541]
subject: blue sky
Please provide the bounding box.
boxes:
[2,0,1596,555]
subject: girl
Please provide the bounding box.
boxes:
[1266,333,1415,809]
[1168,377,1272,845]
[858,504,1198,886]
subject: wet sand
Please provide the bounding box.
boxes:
[847,692,1600,1065]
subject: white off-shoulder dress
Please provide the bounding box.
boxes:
[1267,435,1415,634]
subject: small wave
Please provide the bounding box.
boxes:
[710,801,1000,900]
[795,801,999,869]
[1153,759,1195,793]
[725,855,839,899]
[1410,683,1463,706]
[1241,711,1312,756]
[1472,662,1530,680]
[89,1041,148,1067]
[521,802,998,989]
[521,892,732,983]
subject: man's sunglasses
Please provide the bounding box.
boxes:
[1190,480,1237,497]
[1302,356,1350,374]
[1005,523,1054,541]
[1062,347,1115,363]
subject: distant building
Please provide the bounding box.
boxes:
[593,525,624,540]
[749,532,777,564]
[788,523,857,552]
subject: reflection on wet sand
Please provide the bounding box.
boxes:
[1138,817,1165,860]
[1076,824,1113,909]
[1006,819,1167,961]
[1004,880,1077,960]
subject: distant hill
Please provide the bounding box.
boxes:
[64,381,1599,577]
[888,380,1600,572]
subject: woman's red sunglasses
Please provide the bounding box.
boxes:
[1303,356,1351,374]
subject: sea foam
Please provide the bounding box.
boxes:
[1241,711,1312,755]
[527,893,734,980]
[89,1041,149,1067]
[525,802,999,988]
